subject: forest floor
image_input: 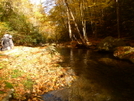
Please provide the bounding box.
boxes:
[0,46,76,101]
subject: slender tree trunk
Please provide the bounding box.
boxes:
[64,0,86,45]
[66,7,73,41]
[80,1,89,42]
[82,20,88,42]
[116,0,120,38]
[73,34,81,44]
[69,11,85,44]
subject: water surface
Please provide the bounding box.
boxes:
[56,48,134,101]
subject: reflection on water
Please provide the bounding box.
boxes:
[56,48,134,101]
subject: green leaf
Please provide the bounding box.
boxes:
[0,91,5,94]
[23,79,33,89]
[0,66,3,69]
[5,82,14,88]
[11,69,22,78]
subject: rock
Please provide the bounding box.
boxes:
[41,88,70,101]
[97,36,126,52]
[98,58,118,66]
[114,46,134,63]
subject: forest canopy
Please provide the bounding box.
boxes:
[0,0,134,46]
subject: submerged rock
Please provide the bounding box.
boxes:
[114,46,134,63]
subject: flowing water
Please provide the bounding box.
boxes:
[43,48,134,101]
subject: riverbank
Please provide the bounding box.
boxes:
[56,37,134,49]
[0,46,76,100]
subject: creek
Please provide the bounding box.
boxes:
[42,48,134,101]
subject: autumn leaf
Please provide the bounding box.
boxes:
[0,46,76,100]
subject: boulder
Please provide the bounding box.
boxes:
[97,36,126,52]
[41,88,70,101]
[114,46,134,63]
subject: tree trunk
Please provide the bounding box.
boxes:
[80,1,89,42]
[64,0,86,45]
[116,0,120,38]
[66,7,73,41]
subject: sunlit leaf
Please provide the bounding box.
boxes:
[0,66,3,69]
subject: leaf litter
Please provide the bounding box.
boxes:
[0,46,76,101]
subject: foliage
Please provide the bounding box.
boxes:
[48,3,70,42]
[0,0,49,45]
[0,0,134,45]
[0,22,11,37]
[49,0,134,41]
